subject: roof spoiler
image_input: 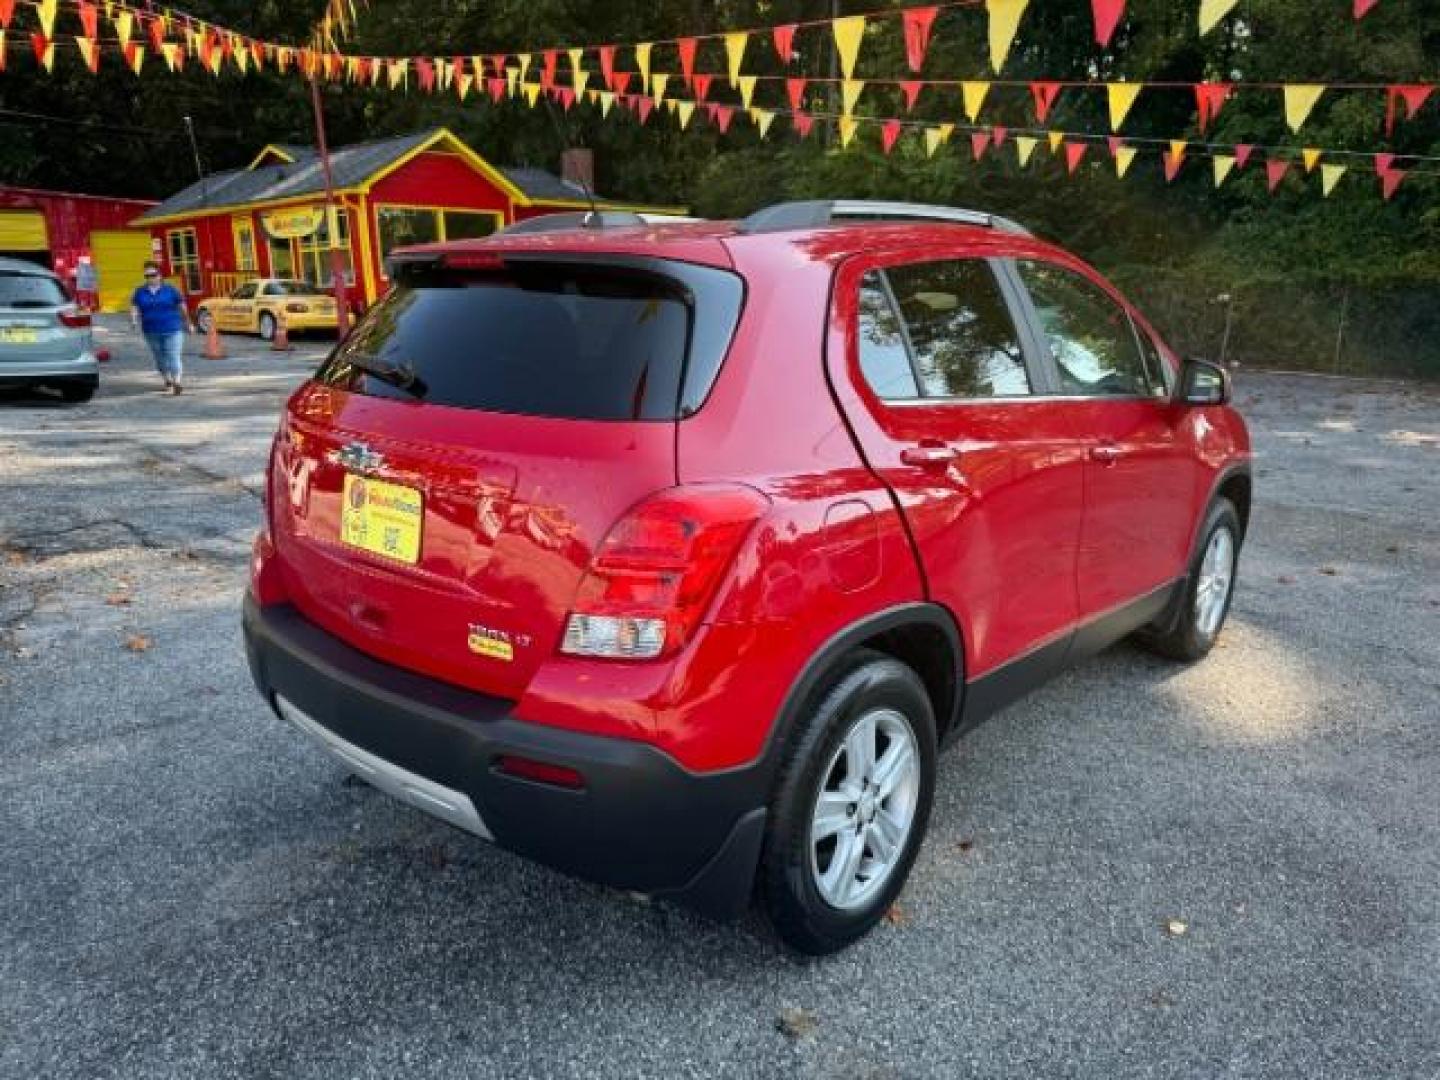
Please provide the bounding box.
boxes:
[499,211,648,235]
[736,200,1031,237]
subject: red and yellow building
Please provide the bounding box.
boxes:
[135,127,682,311]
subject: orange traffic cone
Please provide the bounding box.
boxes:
[270,312,292,352]
[204,319,226,361]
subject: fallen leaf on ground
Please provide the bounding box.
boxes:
[1385,545,1400,554]
[1318,566,1340,576]
[956,839,975,854]
[5,551,25,566]
[1165,919,1188,937]
[776,1007,818,1041]
[883,904,907,926]
[1277,575,1297,585]
[105,593,133,607]
[124,635,152,653]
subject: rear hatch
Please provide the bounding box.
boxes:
[0,270,84,366]
[272,250,743,699]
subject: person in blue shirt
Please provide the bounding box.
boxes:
[129,261,194,395]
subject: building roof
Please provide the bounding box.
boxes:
[138,128,667,223]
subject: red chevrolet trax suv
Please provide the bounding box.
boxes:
[243,201,1251,954]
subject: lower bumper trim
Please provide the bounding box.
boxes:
[275,695,493,840]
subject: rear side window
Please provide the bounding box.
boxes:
[855,259,1031,401]
[317,263,696,420]
[0,272,66,308]
[1016,260,1159,398]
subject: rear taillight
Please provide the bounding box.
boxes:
[285,303,310,314]
[58,308,91,329]
[560,485,769,661]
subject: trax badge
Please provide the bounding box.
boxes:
[467,624,516,662]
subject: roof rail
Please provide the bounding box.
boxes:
[736,200,1031,237]
[499,210,647,235]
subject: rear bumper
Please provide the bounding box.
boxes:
[0,354,99,380]
[242,596,767,917]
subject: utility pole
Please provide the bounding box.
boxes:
[182,115,215,298]
[309,74,352,336]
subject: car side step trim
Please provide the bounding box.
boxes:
[274,694,495,841]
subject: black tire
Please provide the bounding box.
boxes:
[258,312,277,341]
[759,649,937,956]
[1136,498,1242,661]
[58,378,96,403]
[196,309,214,334]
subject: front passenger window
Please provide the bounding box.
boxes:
[1017,260,1156,398]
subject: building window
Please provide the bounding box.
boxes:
[377,206,439,261]
[377,207,503,277]
[298,209,353,288]
[268,236,295,279]
[166,228,201,293]
[232,217,257,274]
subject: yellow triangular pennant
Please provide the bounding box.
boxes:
[567,47,583,82]
[634,42,651,82]
[160,42,181,73]
[1198,0,1240,34]
[115,10,133,48]
[985,0,1030,73]
[76,36,99,72]
[517,53,532,81]
[1016,135,1039,167]
[523,81,541,106]
[832,15,866,81]
[574,70,590,96]
[750,107,774,139]
[651,72,669,106]
[1321,163,1347,196]
[598,90,615,117]
[1107,83,1143,131]
[839,115,859,148]
[961,81,991,121]
[36,0,58,37]
[677,100,695,130]
[737,75,757,109]
[841,79,865,115]
[506,67,519,95]
[1047,130,1065,152]
[128,43,145,75]
[458,73,473,101]
[1283,85,1325,132]
[1213,154,1235,187]
[924,125,953,158]
[1115,146,1137,178]
[1302,148,1322,172]
[1169,139,1188,164]
[724,32,748,86]
[388,58,408,89]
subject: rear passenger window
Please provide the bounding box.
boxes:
[857,273,920,400]
[854,259,1031,401]
[1017,260,1158,398]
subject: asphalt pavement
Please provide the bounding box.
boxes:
[2,318,1437,1079]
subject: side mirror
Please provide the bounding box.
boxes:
[1178,358,1232,406]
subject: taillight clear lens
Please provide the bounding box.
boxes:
[561,484,769,661]
[58,308,91,329]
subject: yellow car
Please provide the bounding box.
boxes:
[195,279,340,341]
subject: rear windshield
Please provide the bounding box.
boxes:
[317,262,697,420]
[269,281,327,297]
[0,272,66,309]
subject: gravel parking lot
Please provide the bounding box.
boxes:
[3,318,1438,1079]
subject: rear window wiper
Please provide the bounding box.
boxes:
[346,353,428,398]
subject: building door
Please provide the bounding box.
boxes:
[0,209,49,265]
[90,230,154,312]
[268,235,295,279]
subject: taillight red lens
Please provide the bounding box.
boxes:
[58,308,91,329]
[285,303,309,313]
[494,755,586,790]
[561,485,769,661]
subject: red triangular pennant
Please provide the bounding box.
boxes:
[713,104,734,134]
[1194,83,1232,132]
[1106,135,1125,158]
[417,58,436,92]
[558,87,576,111]
[786,78,807,113]
[773,23,797,63]
[635,96,654,124]
[1065,142,1088,173]
[1354,0,1380,16]
[693,74,713,102]
[612,72,632,96]
[793,112,815,138]
[902,6,939,73]
[77,1,98,40]
[1380,166,1405,200]
[1385,84,1434,136]
[541,50,557,89]
[1234,144,1254,170]
[1031,81,1062,123]
[30,32,51,66]
[970,131,990,161]
[488,77,505,102]
[900,81,923,112]
[1265,159,1290,192]
[1091,0,1125,46]
[991,126,1008,148]
[677,37,697,84]
[147,15,164,50]
[598,46,616,88]
[489,54,507,78]
[882,119,902,155]
[0,0,14,29]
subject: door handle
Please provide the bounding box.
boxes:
[1089,444,1122,465]
[900,444,958,469]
